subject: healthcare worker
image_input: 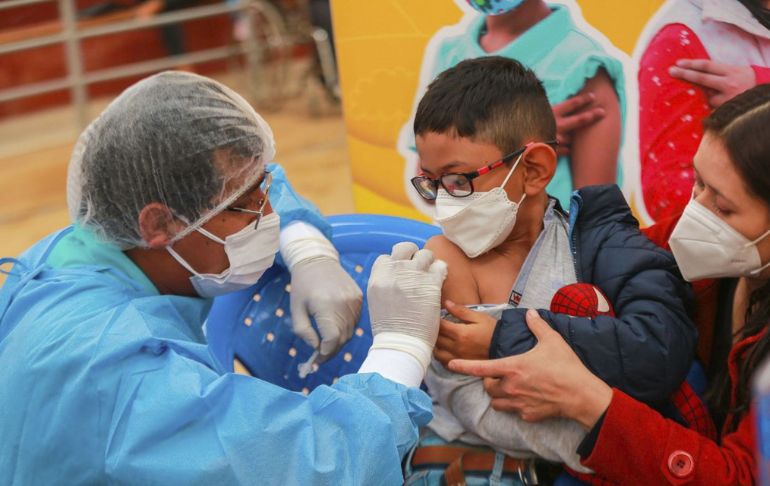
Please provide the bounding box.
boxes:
[0,71,447,484]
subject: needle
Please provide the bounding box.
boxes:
[298,350,320,379]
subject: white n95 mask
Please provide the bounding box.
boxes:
[669,199,770,281]
[434,154,526,258]
[167,212,281,297]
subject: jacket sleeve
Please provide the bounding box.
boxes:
[104,346,432,485]
[490,219,697,406]
[641,212,682,251]
[267,163,332,240]
[581,389,755,485]
[642,212,723,365]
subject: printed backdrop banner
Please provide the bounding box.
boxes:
[331,0,757,225]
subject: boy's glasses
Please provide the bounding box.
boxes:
[411,141,556,201]
[227,170,273,230]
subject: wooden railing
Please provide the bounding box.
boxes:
[0,0,272,127]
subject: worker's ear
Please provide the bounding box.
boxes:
[137,203,183,249]
[521,142,557,197]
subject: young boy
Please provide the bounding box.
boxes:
[405,56,696,483]
[399,0,626,214]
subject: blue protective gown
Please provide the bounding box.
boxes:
[0,164,432,485]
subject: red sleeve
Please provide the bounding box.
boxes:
[753,65,770,85]
[639,24,713,223]
[641,212,682,251]
[582,389,756,485]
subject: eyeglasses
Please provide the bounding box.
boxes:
[227,170,273,229]
[410,141,557,200]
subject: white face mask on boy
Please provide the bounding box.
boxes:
[167,213,281,298]
[434,153,526,258]
[669,199,770,281]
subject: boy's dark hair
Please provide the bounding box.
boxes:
[414,56,556,155]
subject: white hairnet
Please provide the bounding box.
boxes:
[67,71,276,249]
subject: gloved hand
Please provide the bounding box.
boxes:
[366,242,448,371]
[289,256,363,362]
[281,226,362,363]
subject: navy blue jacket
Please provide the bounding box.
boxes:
[490,185,697,407]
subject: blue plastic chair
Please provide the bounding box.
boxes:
[206,214,440,392]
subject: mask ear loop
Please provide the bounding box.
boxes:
[748,228,770,276]
[167,246,202,277]
[750,259,770,276]
[196,226,227,245]
[500,152,525,189]
[745,228,770,248]
[165,226,226,277]
[501,150,528,207]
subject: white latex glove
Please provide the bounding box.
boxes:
[366,242,448,371]
[281,223,363,363]
[289,257,362,362]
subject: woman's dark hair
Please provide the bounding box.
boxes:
[702,84,770,431]
[737,0,770,31]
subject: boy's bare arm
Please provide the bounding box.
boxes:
[424,235,480,306]
[426,236,497,365]
[569,69,622,189]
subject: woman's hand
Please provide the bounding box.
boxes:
[448,309,613,429]
[669,60,756,108]
[433,300,497,366]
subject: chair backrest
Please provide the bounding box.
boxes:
[206,213,440,392]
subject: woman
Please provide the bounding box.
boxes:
[637,0,770,223]
[450,84,770,484]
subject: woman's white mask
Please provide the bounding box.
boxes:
[434,154,526,258]
[167,212,280,297]
[669,199,770,281]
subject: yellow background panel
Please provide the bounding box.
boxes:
[332,0,667,218]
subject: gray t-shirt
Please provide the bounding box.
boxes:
[424,201,591,473]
